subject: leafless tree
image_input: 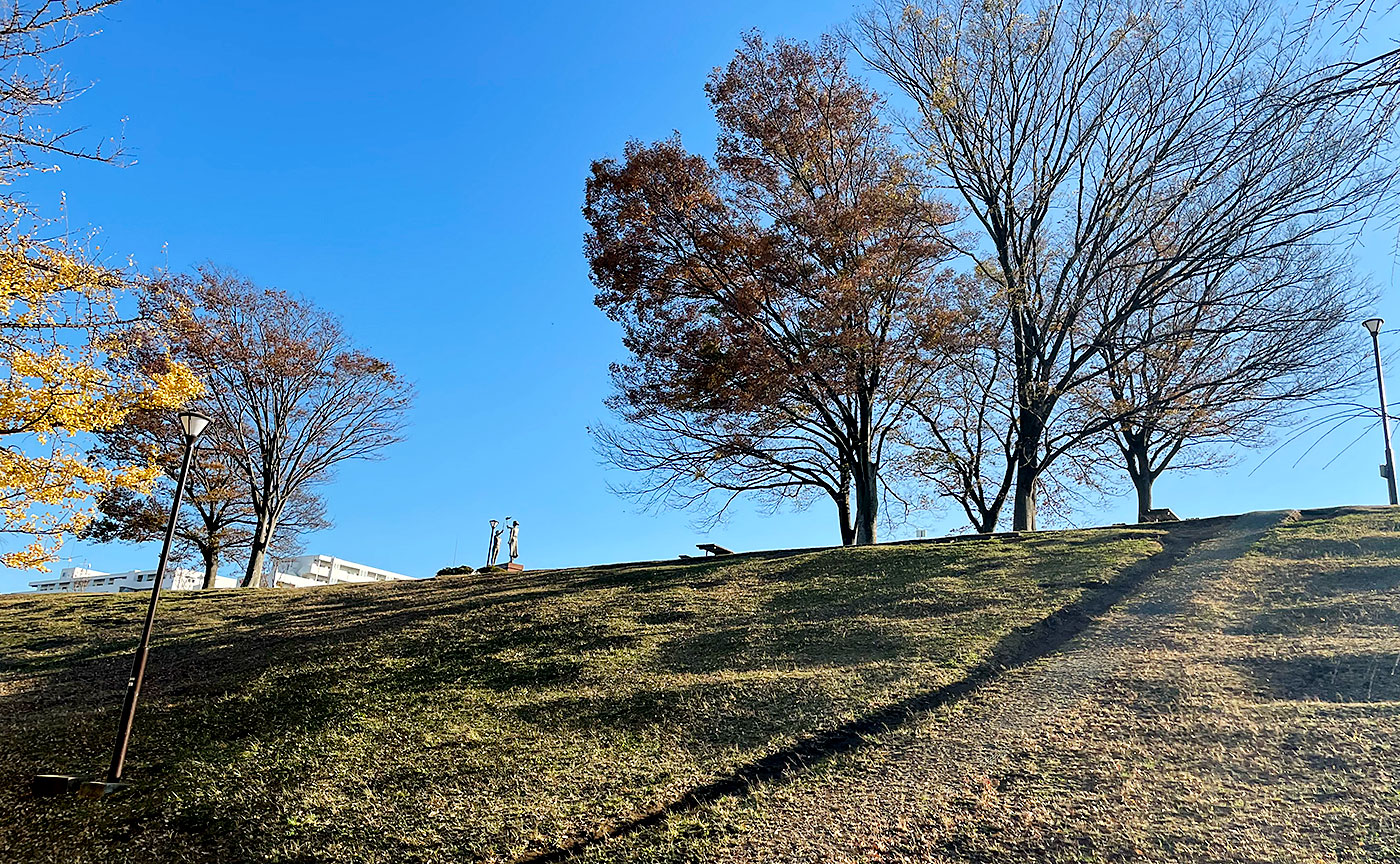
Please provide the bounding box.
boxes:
[910,312,1112,532]
[0,1,126,183]
[86,404,331,588]
[1080,245,1373,520]
[157,266,413,586]
[857,0,1400,530]
[907,308,1017,533]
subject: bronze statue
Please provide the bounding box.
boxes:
[486,519,503,567]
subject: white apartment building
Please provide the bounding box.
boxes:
[29,565,237,594]
[269,554,413,588]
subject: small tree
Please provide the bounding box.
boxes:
[1086,246,1371,520]
[585,33,967,545]
[156,267,412,586]
[86,408,328,587]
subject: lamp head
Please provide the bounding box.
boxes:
[1364,317,1385,336]
[177,409,211,440]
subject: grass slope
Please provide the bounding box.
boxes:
[579,508,1400,863]
[0,527,1168,863]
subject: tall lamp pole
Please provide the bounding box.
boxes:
[95,409,211,793]
[1363,318,1398,506]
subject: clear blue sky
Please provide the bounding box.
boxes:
[0,0,1397,592]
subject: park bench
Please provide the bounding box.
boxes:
[695,543,734,556]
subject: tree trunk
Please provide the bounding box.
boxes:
[1011,461,1037,532]
[201,547,219,590]
[1123,435,1155,523]
[242,543,265,588]
[242,516,277,587]
[1133,472,1154,523]
[835,488,856,546]
[853,463,879,545]
[1011,412,1045,532]
[972,509,997,535]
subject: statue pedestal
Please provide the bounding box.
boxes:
[501,562,523,572]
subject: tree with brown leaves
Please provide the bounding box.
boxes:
[155,267,413,586]
[585,33,968,545]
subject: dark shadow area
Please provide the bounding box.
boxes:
[1304,563,1400,597]
[1261,535,1400,563]
[1227,653,1400,703]
[1233,597,1400,636]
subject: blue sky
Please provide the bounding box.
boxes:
[0,0,1397,592]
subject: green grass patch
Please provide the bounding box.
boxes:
[0,529,1165,863]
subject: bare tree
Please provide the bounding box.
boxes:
[87,407,330,587]
[857,0,1400,530]
[907,302,1017,533]
[0,1,126,182]
[911,315,1111,532]
[1083,245,1372,520]
[156,266,413,586]
[584,34,968,545]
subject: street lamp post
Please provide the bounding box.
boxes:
[1363,318,1398,506]
[84,409,210,796]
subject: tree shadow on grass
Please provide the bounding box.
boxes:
[659,618,913,674]
[1226,653,1400,703]
[1304,562,1400,596]
[1233,596,1400,635]
[1,571,668,786]
[510,517,1229,864]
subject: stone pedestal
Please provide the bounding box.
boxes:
[501,562,523,572]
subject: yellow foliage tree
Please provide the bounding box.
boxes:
[0,219,201,568]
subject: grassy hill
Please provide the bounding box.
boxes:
[570,508,1400,863]
[0,525,1177,862]
[1,511,1395,863]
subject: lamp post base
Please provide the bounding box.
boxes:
[76,780,132,799]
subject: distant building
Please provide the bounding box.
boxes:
[29,566,237,594]
[27,556,414,594]
[269,554,413,588]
